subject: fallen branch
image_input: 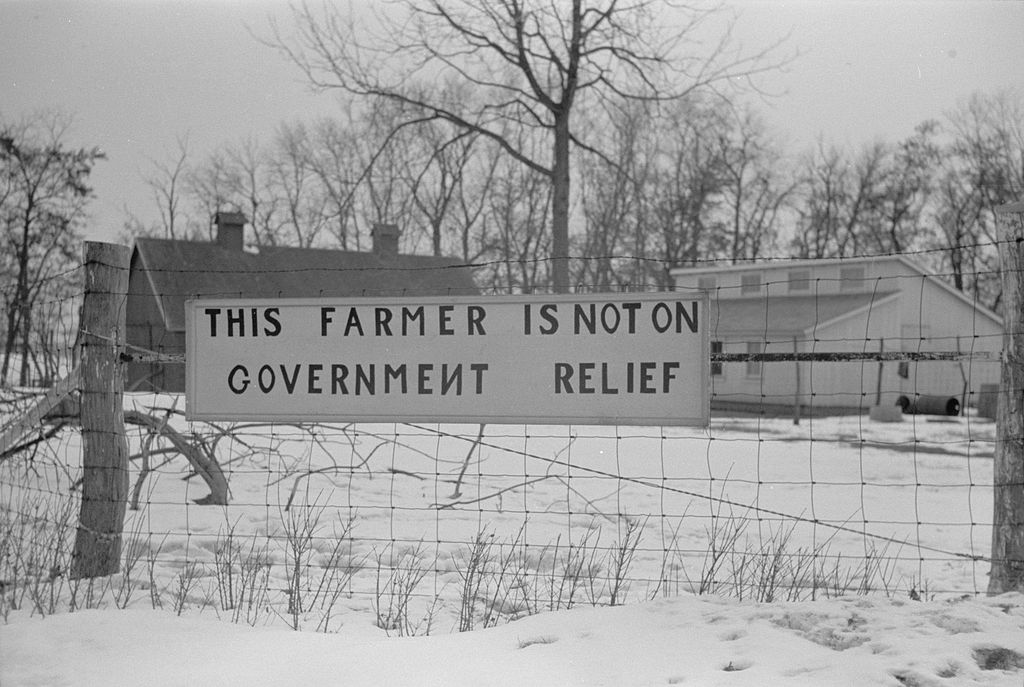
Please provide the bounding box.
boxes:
[124,410,229,505]
[128,402,178,511]
[0,421,67,464]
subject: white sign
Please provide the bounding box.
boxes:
[185,293,709,426]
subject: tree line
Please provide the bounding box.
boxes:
[1,112,104,385]
[3,1,1022,386]
[127,86,1022,306]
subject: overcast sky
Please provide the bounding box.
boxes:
[2,0,1022,244]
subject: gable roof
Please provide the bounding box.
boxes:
[672,253,1003,328]
[670,253,913,276]
[132,238,478,332]
[708,291,901,337]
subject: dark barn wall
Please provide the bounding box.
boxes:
[125,254,185,392]
[123,229,481,394]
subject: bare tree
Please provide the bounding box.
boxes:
[356,99,420,239]
[933,167,987,296]
[448,138,501,265]
[480,138,553,293]
[272,0,788,292]
[1,111,104,385]
[715,107,794,263]
[406,120,481,257]
[137,134,192,240]
[857,122,938,256]
[791,140,889,259]
[186,136,290,247]
[185,145,249,242]
[647,96,732,285]
[947,90,1024,213]
[577,97,792,287]
[928,90,1024,308]
[577,100,654,290]
[269,122,330,248]
[129,101,423,253]
[308,115,362,250]
[224,137,281,246]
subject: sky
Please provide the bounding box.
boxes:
[1,0,1022,245]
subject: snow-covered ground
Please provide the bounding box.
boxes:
[3,592,1023,686]
[2,395,1022,685]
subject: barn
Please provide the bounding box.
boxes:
[670,256,1002,416]
[125,213,478,392]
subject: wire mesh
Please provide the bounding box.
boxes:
[0,245,1014,633]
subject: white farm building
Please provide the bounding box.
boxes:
[670,256,1002,416]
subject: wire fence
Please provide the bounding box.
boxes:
[0,240,1017,634]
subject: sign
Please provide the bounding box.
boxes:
[185,293,709,426]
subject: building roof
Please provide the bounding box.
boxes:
[672,253,1003,329]
[669,253,913,276]
[132,237,479,332]
[708,291,900,337]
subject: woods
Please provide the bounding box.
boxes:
[1,112,104,386]
[3,3,1020,366]
[117,0,1021,308]
[125,86,1023,308]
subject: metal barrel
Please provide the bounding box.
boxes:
[896,394,960,416]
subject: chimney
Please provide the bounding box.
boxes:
[371,223,401,259]
[214,211,246,251]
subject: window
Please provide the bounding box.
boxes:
[839,266,866,291]
[740,273,762,294]
[711,340,723,376]
[697,276,717,291]
[787,269,810,292]
[745,341,762,377]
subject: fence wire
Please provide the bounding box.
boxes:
[0,246,1016,634]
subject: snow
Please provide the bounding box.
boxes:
[3,593,1023,686]
[2,397,1023,685]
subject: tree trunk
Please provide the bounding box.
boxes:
[3,237,31,384]
[551,111,571,293]
[10,205,34,385]
[1,300,18,383]
[18,300,32,386]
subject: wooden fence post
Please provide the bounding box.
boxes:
[990,202,1024,594]
[71,241,131,579]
